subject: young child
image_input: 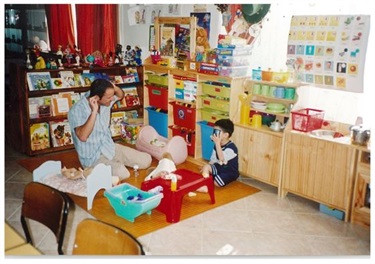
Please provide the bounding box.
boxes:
[200,119,239,190]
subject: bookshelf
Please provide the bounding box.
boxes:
[7,63,144,156]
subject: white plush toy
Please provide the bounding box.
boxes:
[144,152,177,181]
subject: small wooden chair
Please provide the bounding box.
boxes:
[20,181,70,255]
[72,219,145,255]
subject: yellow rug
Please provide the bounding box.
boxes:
[18,149,260,238]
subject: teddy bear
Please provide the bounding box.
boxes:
[61,166,92,180]
[196,26,211,51]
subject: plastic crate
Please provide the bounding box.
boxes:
[146,85,168,111]
[147,73,168,87]
[216,46,253,56]
[217,55,251,67]
[170,101,196,130]
[219,66,251,77]
[201,108,230,123]
[197,121,215,160]
[202,82,231,99]
[169,125,196,156]
[200,95,230,112]
[291,108,325,132]
[104,183,163,223]
[319,204,345,221]
[145,107,168,137]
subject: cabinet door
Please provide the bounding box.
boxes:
[233,125,282,186]
[282,132,355,210]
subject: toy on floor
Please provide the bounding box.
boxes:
[61,166,92,180]
[135,125,187,165]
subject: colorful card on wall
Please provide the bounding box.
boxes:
[286,15,370,93]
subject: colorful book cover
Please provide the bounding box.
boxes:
[51,92,73,116]
[160,26,176,57]
[49,119,73,147]
[27,72,53,91]
[51,78,63,89]
[80,73,96,86]
[28,97,42,118]
[123,87,140,107]
[30,122,50,151]
[59,70,76,87]
[114,75,124,84]
[74,73,82,86]
[110,111,127,137]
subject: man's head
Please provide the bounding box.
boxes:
[89,79,115,107]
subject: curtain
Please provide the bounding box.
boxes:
[45,4,75,52]
[76,4,118,57]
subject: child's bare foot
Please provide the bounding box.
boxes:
[196,186,208,193]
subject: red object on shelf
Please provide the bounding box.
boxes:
[291,108,325,132]
[146,85,168,111]
[169,125,196,156]
[170,101,196,130]
[141,169,215,223]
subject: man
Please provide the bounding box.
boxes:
[68,79,152,179]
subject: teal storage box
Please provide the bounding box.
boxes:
[197,121,214,160]
[319,204,345,220]
[104,183,163,223]
[145,106,168,137]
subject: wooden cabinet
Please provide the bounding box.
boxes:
[232,124,283,186]
[280,131,356,220]
[351,149,370,227]
[8,63,144,156]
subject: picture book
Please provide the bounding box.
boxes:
[80,73,96,86]
[30,122,50,151]
[28,97,41,118]
[59,70,75,87]
[110,111,127,137]
[175,26,190,60]
[114,75,124,84]
[112,96,127,109]
[49,119,73,147]
[123,87,140,107]
[160,25,176,57]
[38,96,52,117]
[71,92,82,106]
[27,72,53,91]
[51,92,73,116]
[74,73,82,86]
[51,78,64,89]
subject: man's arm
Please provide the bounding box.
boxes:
[74,96,99,142]
[113,84,124,100]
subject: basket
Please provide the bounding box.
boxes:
[291,108,325,132]
[104,183,163,223]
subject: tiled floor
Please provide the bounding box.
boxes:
[3,143,371,258]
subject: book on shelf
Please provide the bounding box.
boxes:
[28,96,52,118]
[160,25,176,57]
[110,111,127,137]
[114,75,124,84]
[49,119,73,147]
[51,78,64,89]
[51,92,73,116]
[27,72,53,91]
[71,92,82,106]
[112,96,127,109]
[80,73,96,86]
[74,73,82,86]
[30,122,50,151]
[59,70,76,87]
[122,87,140,107]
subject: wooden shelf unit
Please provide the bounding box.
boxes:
[7,63,144,156]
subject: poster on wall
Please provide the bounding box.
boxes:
[286,15,370,93]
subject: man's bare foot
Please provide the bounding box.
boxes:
[196,186,208,193]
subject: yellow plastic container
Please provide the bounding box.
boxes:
[272,71,290,83]
[200,95,230,112]
[202,83,231,98]
[201,108,229,123]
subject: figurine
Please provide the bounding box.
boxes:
[115,44,123,65]
[124,45,135,66]
[134,46,142,66]
[34,51,46,70]
[108,51,114,66]
[25,48,33,69]
[64,44,73,65]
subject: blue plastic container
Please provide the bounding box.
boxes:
[145,106,168,137]
[104,183,163,223]
[319,204,345,221]
[197,121,214,160]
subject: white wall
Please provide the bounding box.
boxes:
[118,1,374,127]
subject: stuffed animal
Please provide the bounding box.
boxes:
[61,166,90,180]
[196,27,211,51]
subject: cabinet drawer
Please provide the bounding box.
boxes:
[200,95,230,112]
[202,83,231,98]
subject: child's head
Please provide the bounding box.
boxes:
[214,119,234,137]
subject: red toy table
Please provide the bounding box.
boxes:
[141,169,215,223]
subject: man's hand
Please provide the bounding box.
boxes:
[88,96,99,113]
